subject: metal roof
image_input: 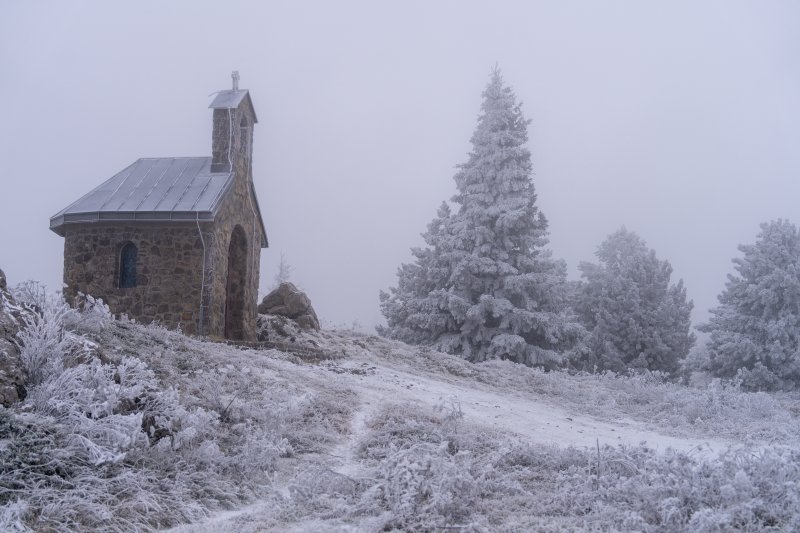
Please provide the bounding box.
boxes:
[209,89,258,123]
[50,157,234,235]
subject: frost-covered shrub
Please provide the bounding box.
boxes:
[67,293,114,334]
[371,442,484,529]
[14,288,80,386]
[348,402,800,532]
[0,408,210,532]
[10,280,51,312]
[358,404,444,462]
[1,289,298,532]
[288,467,361,519]
[355,403,503,531]
[489,442,800,532]
[284,387,357,454]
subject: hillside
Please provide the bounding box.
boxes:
[1,295,799,532]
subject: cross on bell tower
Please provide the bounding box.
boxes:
[231,70,240,91]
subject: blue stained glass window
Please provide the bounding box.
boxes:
[119,243,137,288]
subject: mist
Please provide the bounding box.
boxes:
[1,0,799,331]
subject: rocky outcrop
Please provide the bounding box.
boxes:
[0,269,27,406]
[256,314,302,342]
[258,283,320,330]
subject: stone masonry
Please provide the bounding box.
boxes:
[62,224,207,334]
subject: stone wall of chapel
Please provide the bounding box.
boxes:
[62,223,210,334]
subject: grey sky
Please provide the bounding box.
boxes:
[1,1,799,330]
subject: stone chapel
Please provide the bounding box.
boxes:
[50,73,268,341]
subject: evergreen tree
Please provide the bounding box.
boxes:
[575,228,694,375]
[699,220,800,391]
[379,202,456,344]
[381,69,583,368]
[272,252,294,288]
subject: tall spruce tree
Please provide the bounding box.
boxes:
[699,220,800,391]
[575,228,695,375]
[380,69,583,368]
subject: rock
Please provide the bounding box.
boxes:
[257,314,302,341]
[258,283,320,330]
[0,269,27,406]
[294,314,319,331]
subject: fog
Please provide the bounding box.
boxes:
[1,0,799,331]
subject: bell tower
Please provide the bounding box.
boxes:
[209,71,258,175]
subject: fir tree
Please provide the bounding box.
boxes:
[379,202,456,344]
[381,68,583,368]
[699,220,800,390]
[575,228,695,375]
[273,252,294,288]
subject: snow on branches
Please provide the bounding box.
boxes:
[575,228,695,375]
[380,68,583,368]
[700,219,800,391]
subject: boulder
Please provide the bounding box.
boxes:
[258,282,320,330]
[0,268,27,406]
[256,314,302,342]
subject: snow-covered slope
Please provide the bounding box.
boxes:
[168,321,799,532]
[3,305,799,532]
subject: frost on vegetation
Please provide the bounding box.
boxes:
[700,219,800,391]
[575,228,695,376]
[286,402,800,532]
[272,251,294,289]
[368,338,799,443]
[491,362,798,441]
[1,288,297,532]
[283,388,357,454]
[380,68,584,369]
[3,282,799,531]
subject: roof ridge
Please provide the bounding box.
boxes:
[138,156,210,160]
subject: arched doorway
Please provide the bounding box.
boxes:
[224,225,248,340]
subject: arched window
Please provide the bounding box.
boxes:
[119,242,138,288]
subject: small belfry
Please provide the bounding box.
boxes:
[50,73,268,340]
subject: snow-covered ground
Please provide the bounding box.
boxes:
[316,357,729,456]
[164,325,799,531]
[3,305,799,531]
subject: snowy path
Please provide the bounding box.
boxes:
[320,357,730,457]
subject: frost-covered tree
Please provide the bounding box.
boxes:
[381,68,583,368]
[575,228,694,375]
[378,202,457,343]
[273,252,294,288]
[699,220,800,391]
